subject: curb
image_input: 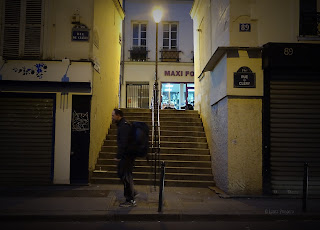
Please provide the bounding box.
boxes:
[1,213,320,222]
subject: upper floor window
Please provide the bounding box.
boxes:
[299,0,320,37]
[1,0,43,59]
[161,22,180,62]
[163,23,178,50]
[132,23,147,47]
[130,22,148,61]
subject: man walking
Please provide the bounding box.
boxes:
[112,109,137,207]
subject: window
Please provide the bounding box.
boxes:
[162,23,178,49]
[299,0,319,36]
[130,23,148,61]
[132,23,147,47]
[126,83,149,108]
[1,0,43,59]
[161,23,180,62]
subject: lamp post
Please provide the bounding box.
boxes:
[152,8,162,188]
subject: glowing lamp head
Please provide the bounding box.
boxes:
[153,8,163,23]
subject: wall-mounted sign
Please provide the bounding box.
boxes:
[239,23,251,32]
[164,70,194,77]
[72,24,89,41]
[234,66,256,88]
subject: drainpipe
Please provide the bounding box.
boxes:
[119,0,126,108]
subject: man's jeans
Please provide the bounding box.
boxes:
[117,155,135,201]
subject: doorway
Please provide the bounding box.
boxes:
[70,95,91,184]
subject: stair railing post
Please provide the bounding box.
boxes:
[158,161,165,213]
[303,162,309,212]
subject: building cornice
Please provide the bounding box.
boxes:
[198,46,262,80]
[190,0,202,19]
[112,0,125,20]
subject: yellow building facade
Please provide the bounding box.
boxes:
[0,0,124,185]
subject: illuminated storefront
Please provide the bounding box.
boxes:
[161,83,194,109]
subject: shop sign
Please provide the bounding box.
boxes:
[72,24,89,41]
[234,66,256,88]
[164,70,194,77]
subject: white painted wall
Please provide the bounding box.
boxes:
[1,60,93,83]
[121,0,194,108]
[121,61,194,108]
[124,0,194,63]
[53,93,72,184]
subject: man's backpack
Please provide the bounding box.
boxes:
[131,121,149,158]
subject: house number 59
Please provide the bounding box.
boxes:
[284,48,294,56]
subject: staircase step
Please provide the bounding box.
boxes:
[106,135,207,142]
[103,140,208,149]
[110,122,203,129]
[92,170,213,181]
[126,117,202,122]
[95,165,212,174]
[90,177,214,187]
[107,129,206,137]
[99,152,210,161]
[97,159,212,167]
[100,147,209,154]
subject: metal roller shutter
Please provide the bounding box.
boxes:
[269,81,320,197]
[0,95,54,185]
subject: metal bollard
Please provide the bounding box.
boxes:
[303,162,309,212]
[158,161,165,213]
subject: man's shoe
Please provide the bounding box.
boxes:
[119,200,136,207]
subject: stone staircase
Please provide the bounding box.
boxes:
[91,108,214,187]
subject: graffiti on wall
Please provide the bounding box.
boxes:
[72,111,90,132]
[13,63,48,79]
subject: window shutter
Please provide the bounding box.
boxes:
[3,0,21,59]
[24,0,42,58]
[2,0,42,59]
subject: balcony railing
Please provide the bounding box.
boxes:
[160,49,181,62]
[129,46,149,61]
[300,12,320,36]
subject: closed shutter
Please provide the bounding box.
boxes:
[0,96,54,185]
[2,0,42,59]
[24,0,42,58]
[269,81,320,197]
[3,0,21,58]
[126,83,149,108]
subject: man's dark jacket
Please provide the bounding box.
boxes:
[116,117,133,159]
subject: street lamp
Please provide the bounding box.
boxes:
[152,8,162,188]
[152,8,163,110]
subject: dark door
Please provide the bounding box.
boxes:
[70,95,91,184]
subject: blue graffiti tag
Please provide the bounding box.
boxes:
[35,63,47,79]
[13,63,47,79]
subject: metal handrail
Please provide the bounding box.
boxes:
[151,97,155,148]
[151,87,161,188]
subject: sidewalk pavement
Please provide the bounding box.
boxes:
[0,184,320,221]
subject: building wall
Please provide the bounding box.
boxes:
[121,62,194,108]
[0,0,124,184]
[121,0,194,109]
[44,0,94,60]
[124,0,194,63]
[89,0,124,172]
[191,0,270,194]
